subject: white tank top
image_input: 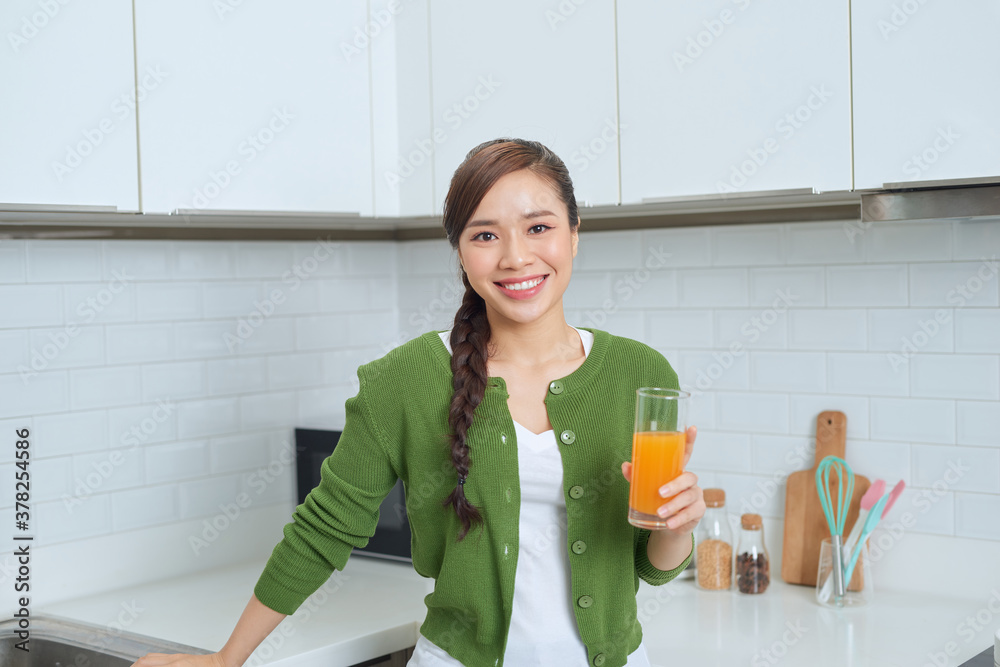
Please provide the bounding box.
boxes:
[407,327,651,667]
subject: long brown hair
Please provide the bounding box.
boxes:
[441,138,580,540]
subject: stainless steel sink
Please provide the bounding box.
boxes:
[0,614,212,666]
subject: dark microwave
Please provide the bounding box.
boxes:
[294,427,412,562]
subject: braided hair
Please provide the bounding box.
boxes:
[441,138,580,540]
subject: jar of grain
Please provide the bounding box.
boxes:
[694,488,732,590]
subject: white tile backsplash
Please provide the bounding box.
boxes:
[868,308,954,353]
[827,352,910,396]
[70,366,142,410]
[910,354,1000,400]
[912,445,1000,494]
[25,241,104,283]
[909,261,999,307]
[573,230,640,270]
[953,309,1000,353]
[786,221,866,265]
[641,228,712,268]
[866,221,953,262]
[105,323,175,364]
[750,351,826,393]
[712,225,784,266]
[4,223,998,603]
[750,267,824,306]
[788,309,867,350]
[136,283,202,321]
[870,397,956,445]
[0,241,26,282]
[827,264,909,307]
[716,392,789,434]
[206,357,268,396]
[956,401,1000,448]
[678,268,748,307]
[0,284,65,327]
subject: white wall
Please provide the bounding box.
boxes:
[0,216,998,611]
[0,238,397,609]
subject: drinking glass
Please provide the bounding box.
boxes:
[628,387,690,529]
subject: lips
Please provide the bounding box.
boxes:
[495,274,548,300]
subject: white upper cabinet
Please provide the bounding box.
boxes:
[427,0,620,215]
[617,0,852,203]
[134,1,373,215]
[852,0,1000,189]
[370,0,435,218]
[0,0,138,209]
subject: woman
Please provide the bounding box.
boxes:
[132,138,704,667]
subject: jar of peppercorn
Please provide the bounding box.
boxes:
[735,513,769,594]
[694,489,732,590]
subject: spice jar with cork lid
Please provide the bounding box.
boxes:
[735,513,770,594]
[694,488,732,590]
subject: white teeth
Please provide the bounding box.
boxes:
[502,277,544,291]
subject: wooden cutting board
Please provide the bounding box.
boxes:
[781,411,871,587]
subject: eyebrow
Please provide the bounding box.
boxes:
[467,210,558,228]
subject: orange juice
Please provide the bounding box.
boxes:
[629,431,686,517]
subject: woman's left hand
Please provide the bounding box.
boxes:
[621,425,705,535]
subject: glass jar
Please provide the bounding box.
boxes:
[735,513,769,594]
[694,488,732,590]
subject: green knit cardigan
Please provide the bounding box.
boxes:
[254,327,692,667]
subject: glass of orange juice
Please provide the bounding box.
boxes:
[628,387,690,529]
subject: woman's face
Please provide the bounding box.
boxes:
[456,168,579,328]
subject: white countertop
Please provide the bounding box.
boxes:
[40,555,997,667]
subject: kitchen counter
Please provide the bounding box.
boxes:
[40,555,996,667]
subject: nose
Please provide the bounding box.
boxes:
[499,232,532,270]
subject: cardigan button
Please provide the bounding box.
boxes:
[548,380,564,394]
[577,595,593,609]
[571,540,587,555]
[569,486,585,500]
[559,429,576,445]
[593,653,606,666]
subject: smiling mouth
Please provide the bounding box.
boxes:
[495,275,547,291]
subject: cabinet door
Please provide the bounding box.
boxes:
[427,0,620,214]
[371,0,434,218]
[618,0,852,202]
[852,0,1000,188]
[135,1,373,215]
[0,0,138,209]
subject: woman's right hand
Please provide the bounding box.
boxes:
[130,652,231,667]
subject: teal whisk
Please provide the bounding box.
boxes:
[816,455,855,598]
